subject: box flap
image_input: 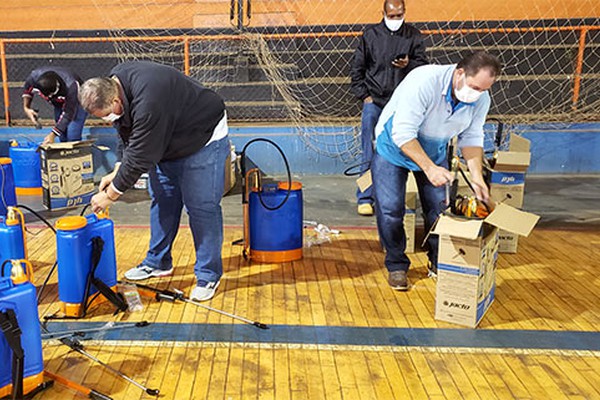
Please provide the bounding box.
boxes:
[494,151,531,172]
[39,140,96,150]
[508,133,530,153]
[432,214,484,240]
[406,171,417,193]
[484,203,540,237]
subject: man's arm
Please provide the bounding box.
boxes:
[349,35,371,101]
[52,81,80,138]
[401,139,453,187]
[407,31,428,70]
[461,146,489,202]
[22,96,38,124]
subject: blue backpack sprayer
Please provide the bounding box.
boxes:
[0,207,27,271]
[238,138,303,263]
[9,140,43,196]
[53,210,127,318]
[0,259,47,399]
[0,158,18,217]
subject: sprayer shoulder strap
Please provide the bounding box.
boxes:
[0,309,24,399]
[87,237,127,314]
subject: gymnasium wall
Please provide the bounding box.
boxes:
[2,0,599,32]
[1,123,600,175]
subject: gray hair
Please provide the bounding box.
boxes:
[78,77,119,113]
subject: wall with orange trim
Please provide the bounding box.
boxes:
[1,0,599,32]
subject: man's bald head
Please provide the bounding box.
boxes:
[383,0,405,19]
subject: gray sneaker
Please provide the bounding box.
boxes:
[123,264,173,281]
[388,270,409,291]
[190,280,221,302]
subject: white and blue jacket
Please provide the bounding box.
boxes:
[375,64,490,170]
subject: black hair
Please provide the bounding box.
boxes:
[37,71,64,97]
[457,51,502,77]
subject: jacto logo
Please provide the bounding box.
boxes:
[501,176,516,183]
[60,149,80,157]
[443,300,470,310]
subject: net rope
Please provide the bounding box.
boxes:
[37,0,600,160]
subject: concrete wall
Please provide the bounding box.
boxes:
[2,0,599,32]
[1,123,599,177]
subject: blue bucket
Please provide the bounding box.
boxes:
[249,181,303,262]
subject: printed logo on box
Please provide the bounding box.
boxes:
[490,171,525,185]
[443,301,471,310]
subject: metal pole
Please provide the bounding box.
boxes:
[0,40,11,126]
[183,37,190,76]
[572,27,588,110]
[237,0,244,31]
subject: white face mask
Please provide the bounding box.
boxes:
[384,16,404,32]
[455,74,484,103]
[101,112,123,123]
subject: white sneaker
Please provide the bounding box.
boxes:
[123,264,173,281]
[190,280,220,302]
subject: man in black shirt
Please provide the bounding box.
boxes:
[350,0,427,215]
[80,61,229,302]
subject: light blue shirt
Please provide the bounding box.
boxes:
[375,64,491,170]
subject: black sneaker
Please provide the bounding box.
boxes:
[388,270,409,291]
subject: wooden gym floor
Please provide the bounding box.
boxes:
[27,224,600,400]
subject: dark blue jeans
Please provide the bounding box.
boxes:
[372,152,446,272]
[144,137,229,283]
[54,105,87,142]
[356,102,382,205]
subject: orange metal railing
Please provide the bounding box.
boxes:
[1,24,598,126]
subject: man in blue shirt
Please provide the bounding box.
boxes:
[372,51,502,291]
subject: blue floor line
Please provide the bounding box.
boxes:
[43,322,600,352]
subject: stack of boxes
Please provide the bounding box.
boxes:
[487,134,531,253]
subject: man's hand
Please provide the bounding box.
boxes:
[24,108,38,124]
[91,191,113,214]
[424,164,454,187]
[42,132,56,145]
[391,55,409,69]
[363,96,373,104]
[470,178,490,203]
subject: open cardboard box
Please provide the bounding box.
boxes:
[432,203,539,327]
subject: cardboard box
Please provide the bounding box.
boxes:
[488,133,530,207]
[404,172,418,253]
[39,141,94,210]
[498,230,519,253]
[223,141,237,195]
[404,211,416,254]
[432,203,539,327]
